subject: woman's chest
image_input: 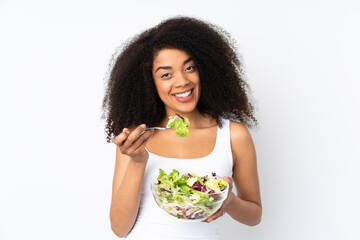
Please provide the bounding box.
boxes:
[146,126,218,159]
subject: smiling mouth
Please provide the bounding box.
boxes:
[172,89,193,98]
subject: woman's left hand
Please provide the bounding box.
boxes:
[203,176,234,223]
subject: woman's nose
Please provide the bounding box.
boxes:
[174,72,190,87]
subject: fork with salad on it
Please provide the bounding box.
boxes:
[142,113,190,137]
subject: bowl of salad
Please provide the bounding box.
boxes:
[150,168,229,222]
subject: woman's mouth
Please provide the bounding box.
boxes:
[172,89,194,103]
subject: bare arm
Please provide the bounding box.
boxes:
[110,125,154,238]
[205,122,262,226]
[226,122,262,225]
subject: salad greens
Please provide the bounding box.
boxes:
[166,113,190,137]
[153,169,228,220]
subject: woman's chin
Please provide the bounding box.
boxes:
[166,104,198,115]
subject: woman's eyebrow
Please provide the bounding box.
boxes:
[155,66,171,73]
[183,57,193,65]
[154,57,194,73]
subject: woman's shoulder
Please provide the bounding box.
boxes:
[228,120,253,145]
[228,120,256,170]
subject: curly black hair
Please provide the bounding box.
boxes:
[102,16,257,143]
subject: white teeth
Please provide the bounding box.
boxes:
[174,90,192,98]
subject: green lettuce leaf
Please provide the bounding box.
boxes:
[166,114,190,137]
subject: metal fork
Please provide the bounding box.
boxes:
[140,126,174,136]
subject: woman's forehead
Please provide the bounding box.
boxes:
[153,48,192,66]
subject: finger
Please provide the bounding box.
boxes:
[206,207,224,223]
[223,176,234,191]
[223,176,233,184]
[122,124,146,149]
[128,129,154,153]
[133,130,154,154]
[206,206,223,222]
[113,128,130,145]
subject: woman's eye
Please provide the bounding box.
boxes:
[186,65,196,71]
[161,73,170,78]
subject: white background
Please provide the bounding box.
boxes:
[0,0,359,239]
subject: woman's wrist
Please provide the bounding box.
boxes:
[128,150,149,164]
[129,156,148,168]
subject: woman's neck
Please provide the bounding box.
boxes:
[161,108,215,129]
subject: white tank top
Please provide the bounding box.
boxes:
[125,118,233,240]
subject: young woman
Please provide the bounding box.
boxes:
[102,16,262,239]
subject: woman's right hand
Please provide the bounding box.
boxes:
[113,124,154,163]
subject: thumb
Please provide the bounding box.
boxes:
[223,176,233,185]
[222,176,233,191]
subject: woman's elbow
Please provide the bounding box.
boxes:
[247,208,262,226]
[247,216,262,226]
[111,223,130,238]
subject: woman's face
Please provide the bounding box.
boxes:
[152,48,201,115]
